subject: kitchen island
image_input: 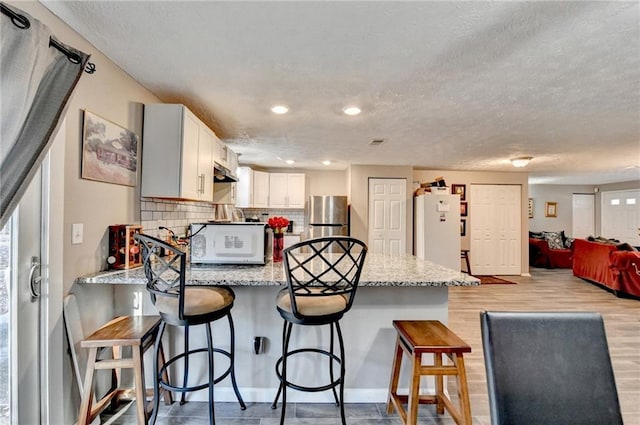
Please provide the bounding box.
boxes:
[77,254,478,403]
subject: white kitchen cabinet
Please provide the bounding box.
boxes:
[142,104,214,202]
[235,166,253,208]
[253,170,270,208]
[214,138,230,170]
[269,173,305,208]
[236,167,270,208]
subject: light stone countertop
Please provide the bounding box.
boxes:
[77,254,480,287]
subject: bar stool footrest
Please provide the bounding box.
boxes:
[274,348,342,393]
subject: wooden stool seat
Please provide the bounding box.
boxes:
[78,315,172,425]
[387,320,472,425]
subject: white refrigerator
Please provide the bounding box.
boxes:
[414,194,461,271]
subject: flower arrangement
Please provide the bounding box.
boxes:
[268,216,290,234]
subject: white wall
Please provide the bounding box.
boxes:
[528,184,594,237]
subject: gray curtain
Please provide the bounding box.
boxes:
[1,2,90,228]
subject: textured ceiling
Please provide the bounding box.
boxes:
[42,1,640,185]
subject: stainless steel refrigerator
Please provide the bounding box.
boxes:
[306,195,349,239]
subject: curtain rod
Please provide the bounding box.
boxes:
[1,2,96,74]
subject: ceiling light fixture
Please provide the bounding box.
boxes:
[342,106,361,116]
[510,156,533,168]
[271,105,289,114]
[285,159,295,165]
[322,160,331,165]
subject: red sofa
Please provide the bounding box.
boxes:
[529,237,572,268]
[572,238,640,298]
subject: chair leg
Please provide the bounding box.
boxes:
[386,336,403,415]
[78,347,98,425]
[271,320,288,409]
[132,345,147,425]
[205,323,216,425]
[279,321,293,425]
[329,322,339,406]
[180,325,190,405]
[407,353,422,425]
[227,313,246,409]
[149,321,166,425]
[335,321,347,425]
[434,353,445,415]
[158,340,173,405]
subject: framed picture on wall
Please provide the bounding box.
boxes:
[452,184,466,200]
[460,202,468,217]
[528,198,534,218]
[81,110,138,187]
[460,219,466,236]
[545,202,557,217]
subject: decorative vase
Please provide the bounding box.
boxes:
[273,231,284,263]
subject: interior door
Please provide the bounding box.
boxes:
[1,168,42,425]
[470,185,521,275]
[572,193,595,239]
[368,178,407,256]
[601,189,640,246]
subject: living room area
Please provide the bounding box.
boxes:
[528,181,640,299]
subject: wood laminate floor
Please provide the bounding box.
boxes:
[104,268,639,424]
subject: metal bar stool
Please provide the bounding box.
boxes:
[270,236,368,425]
[136,234,246,425]
[387,320,472,425]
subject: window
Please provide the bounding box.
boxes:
[610,199,620,206]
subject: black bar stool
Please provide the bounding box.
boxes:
[136,234,246,425]
[270,236,368,425]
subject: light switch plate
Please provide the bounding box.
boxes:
[72,223,83,245]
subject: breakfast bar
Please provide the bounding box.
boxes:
[77,254,479,403]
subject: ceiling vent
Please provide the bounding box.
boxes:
[369,139,385,146]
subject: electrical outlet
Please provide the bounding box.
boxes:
[71,223,83,245]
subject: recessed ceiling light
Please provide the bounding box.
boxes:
[322,160,331,165]
[510,156,533,168]
[271,105,289,114]
[285,159,295,165]
[342,106,361,116]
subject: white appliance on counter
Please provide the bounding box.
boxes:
[189,222,272,265]
[414,194,461,271]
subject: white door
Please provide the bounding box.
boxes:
[572,194,595,239]
[1,124,64,425]
[1,171,42,425]
[470,185,521,275]
[601,189,640,246]
[368,178,407,256]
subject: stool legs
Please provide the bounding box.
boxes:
[150,321,167,425]
[181,325,190,405]
[227,313,246,408]
[132,345,147,424]
[271,321,347,425]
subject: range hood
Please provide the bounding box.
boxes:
[213,163,238,183]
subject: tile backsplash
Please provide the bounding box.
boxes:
[140,198,305,239]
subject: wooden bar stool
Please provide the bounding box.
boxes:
[461,250,471,275]
[77,315,172,425]
[387,320,472,425]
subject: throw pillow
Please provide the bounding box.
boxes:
[616,242,637,251]
[544,231,565,250]
[564,237,575,249]
[529,231,545,239]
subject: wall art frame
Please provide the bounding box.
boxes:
[81,110,138,187]
[545,201,557,218]
[452,184,466,200]
[528,198,534,218]
[460,202,468,217]
[460,219,466,236]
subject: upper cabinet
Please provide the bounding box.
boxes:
[269,173,305,208]
[236,167,270,208]
[236,169,303,209]
[142,104,214,202]
[253,170,270,208]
